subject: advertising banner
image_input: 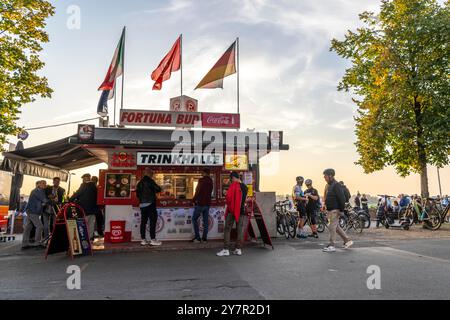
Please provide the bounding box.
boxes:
[131,207,226,241]
[119,109,240,129]
[137,152,223,166]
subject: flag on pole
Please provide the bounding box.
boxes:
[98,27,125,91]
[195,41,236,89]
[151,36,181,90]
[97,85,115,116]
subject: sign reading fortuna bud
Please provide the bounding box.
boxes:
[119,109,240,129]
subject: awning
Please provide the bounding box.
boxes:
[1,136,103,181]
[68,127,290,151]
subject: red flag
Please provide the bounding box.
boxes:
[151,36,181,90]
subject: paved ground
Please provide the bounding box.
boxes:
[1,225,450,300]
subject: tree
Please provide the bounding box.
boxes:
[0,0,54,149]
[331,0,449,198]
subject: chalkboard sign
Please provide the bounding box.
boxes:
[45,203,93,259]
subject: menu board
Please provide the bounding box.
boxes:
[105,173,132,199]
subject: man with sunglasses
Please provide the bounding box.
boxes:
[304,179,319,238]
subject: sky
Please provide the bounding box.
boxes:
[3,0,449,197]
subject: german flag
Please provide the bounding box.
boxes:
[195,41,236,89]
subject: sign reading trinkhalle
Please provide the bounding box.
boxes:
[137,152,223,166]
[119,109,240,129]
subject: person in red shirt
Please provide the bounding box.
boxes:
[191,169,214,243]
[217,172,248,257]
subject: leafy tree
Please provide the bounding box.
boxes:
[0,0,54,149]
[331,0,449,197]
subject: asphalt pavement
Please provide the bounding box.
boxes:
[1,235,450,300]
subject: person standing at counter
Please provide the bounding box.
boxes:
[22,180,48,249]
[217,172,248,257]
[191,169,213,243]
[136,168,162,246]
[69,173,98,241]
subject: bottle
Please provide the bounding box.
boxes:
[72,227,80,253]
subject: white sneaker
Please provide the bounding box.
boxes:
[343,240,354,249]
[233,249,242,256]
[149,239,162,246]
[216,249,230,257]
[140,240,148,246]
[322,245,336,252]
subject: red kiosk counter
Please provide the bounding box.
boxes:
[68,127,288,243]
[97,162,258,242]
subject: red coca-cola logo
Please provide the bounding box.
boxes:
[201,113,240,128]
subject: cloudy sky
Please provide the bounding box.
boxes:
[10,0,449,196]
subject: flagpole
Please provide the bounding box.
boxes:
[237,37,240,115]
[180,33,183,100]
[113,85,117,126]
[121,26,126,110]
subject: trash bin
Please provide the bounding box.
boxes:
[109,220,126,243]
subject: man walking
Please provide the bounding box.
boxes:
[192,169,214,243]
[69,173,98,241]
[322,169,353,252]
[136,168,162,246]
[304,179,319,238]
[91,176,104,237]
[22,181,48,249]
[217,172,248,256]
[292,176,308,239]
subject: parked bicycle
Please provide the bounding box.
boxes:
[400,197,448,230]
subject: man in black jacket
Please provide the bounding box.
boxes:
[322,169,353,252]
[69,173,98,240]
[136,168,162,246]
[43,177,65,239]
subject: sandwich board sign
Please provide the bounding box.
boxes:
[45,203,93,259]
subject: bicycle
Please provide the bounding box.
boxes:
[274,200,297,238]
[400,197,443,230]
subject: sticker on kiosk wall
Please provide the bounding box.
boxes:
[105,173,132,199]
[224,154,248,171]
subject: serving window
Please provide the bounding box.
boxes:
[154,173,216,200]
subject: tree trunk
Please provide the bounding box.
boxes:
[414,97,429,198]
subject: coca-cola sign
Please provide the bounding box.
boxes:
[119,109,240,129]
[201,112,240,129]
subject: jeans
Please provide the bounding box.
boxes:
[140,203,158,240]
[42,212,53,240]
[86,214,96,240]
[22,214,43,247]
[328,210,349,246]
[223,213,246,250]
[192,205,210,240]
[95,208,104,236]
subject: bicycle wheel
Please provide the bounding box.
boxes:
[288,215,297,238]
[277,215,285,235]
[339,216,348,231]
[317,216,325,233]
[358,213,371,228]
[424,214,442,231]
[352,216,364,233]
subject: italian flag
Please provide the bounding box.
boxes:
[98,27,125,91]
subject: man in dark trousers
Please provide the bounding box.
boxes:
[69,173,98,241]
[191,169,214,243]
[217,172,248,257]
[44,177,65,239]
[91,176,104,237]
[22,180,48,249]
[136,168,162,246]
[323,169,353,253]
